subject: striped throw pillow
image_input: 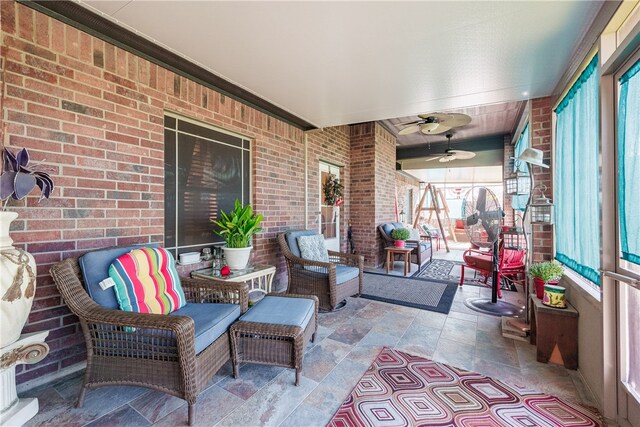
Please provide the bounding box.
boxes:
[109,247,186,314]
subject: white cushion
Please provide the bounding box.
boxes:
[408,227,421,241]
[297,234,329,263]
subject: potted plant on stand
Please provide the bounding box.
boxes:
[528,261,564,299]
[391,227,410,248]
[211,199,263,270]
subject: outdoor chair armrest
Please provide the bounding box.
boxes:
[287,253,337,272]
[181,278,249,313]
[463,248,491,257]
[327,250,364,268]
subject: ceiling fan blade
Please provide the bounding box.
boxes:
[395,119,421,127]
[449,150,476,159]
[430,113,472,128]
[425,125,451,135]
[439,154,456,163]
[398,125,421,135]
[425,155,443,162]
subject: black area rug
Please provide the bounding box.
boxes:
[361,272,458,314]
[418,258,517,292]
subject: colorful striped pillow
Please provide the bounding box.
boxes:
[109,247,186,314]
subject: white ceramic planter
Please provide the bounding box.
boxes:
[0,211,36,348]
[223,246,252,270]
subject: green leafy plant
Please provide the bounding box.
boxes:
[528,261,564,283]
[211,199,263,248]
[391,227,410,241]
[323,174,343,206]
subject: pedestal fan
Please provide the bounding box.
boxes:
[461,187,523,317]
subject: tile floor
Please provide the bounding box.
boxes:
[22,278,599,427]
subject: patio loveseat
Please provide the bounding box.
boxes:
[378,222,433,271]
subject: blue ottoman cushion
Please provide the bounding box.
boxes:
[240,296,314,328]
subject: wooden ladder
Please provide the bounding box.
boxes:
[412,183,456,252]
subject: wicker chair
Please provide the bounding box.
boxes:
[277,230,363,311]
[49,253,248,426]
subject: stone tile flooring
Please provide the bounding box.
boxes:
[22,281,599,427]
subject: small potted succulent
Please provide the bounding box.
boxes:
[528,261,564,299]
[391,227,410,248]
[211,199,263,270]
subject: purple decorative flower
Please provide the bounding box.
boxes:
[0,147,54,206]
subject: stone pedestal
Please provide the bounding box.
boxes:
[1,331,49,426]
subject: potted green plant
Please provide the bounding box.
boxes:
[0,147,54,348]
[391,227,410,248]
[528,261,564,299]
[211,199,263,270]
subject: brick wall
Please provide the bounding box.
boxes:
[0,1,359,386]
[348,122,397,268]
[349,123,378,266]
[503,134,516,227]
[395,171,420,226]
[530,97,553,262]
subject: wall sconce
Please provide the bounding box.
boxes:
[399,210,406,223]
[505,169,531,195]
[528,185,554,224]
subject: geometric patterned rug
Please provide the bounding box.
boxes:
[328,347,603,426]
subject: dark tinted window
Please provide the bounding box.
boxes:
[164,116,250,256]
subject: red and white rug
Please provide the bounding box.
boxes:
[328,347,602,427]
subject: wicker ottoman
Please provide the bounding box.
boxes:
[230,294,318,385]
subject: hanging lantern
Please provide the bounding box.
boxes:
[505,170,531,195]
[529,193,555,224]
[399,210,406,224]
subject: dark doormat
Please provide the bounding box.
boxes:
[361,272,458,314]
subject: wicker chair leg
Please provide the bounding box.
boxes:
[311,332,316,342]
[188,403,195,426]
[295,369,300,386]
[76,386,87,408]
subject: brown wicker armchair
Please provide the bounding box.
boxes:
[49,255,248,426]
[277,230,363,311]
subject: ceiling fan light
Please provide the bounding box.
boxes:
[420,122,440,133]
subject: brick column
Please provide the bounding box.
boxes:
[349,122,396,267]
[503,134,515,226]
[530,97,553,262]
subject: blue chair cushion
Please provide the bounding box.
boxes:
[284,230,317,258]
[239,296,314,328]
[335,265,360,284]
[170,303,241,354]
[79,244,160,309]
[392,222,404,229]
[381,223,395,237]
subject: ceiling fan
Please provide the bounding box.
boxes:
[425,133,476,163]
[396,112,471,135]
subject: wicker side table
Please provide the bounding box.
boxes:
[230,294,318,385]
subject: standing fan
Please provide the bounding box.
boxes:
[461,187,523,316]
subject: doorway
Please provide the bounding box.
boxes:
[319,162,341,252]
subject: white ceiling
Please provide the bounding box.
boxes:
[78,1,602,129]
